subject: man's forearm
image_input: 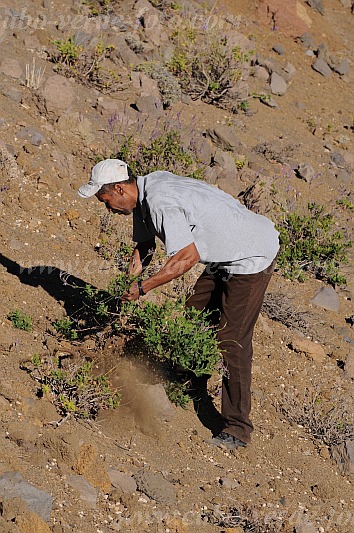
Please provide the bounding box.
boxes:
[142,243,200,294]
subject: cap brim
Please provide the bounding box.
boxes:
[78,182,101,198]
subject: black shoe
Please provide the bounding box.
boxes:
[208,431,247,450]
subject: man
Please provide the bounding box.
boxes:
[78,159,279,449]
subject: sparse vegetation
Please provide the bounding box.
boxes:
[25,58,46,90]
[279,384,353,447]
[25,353,120,419]
[135,61,181,108]
[276,203,351,285]
[168,25,253,110]
[8,309,32,332]
[53,317,78,341]
[51,36,122,93]
[82,0,112,16]
[114,128,205,179]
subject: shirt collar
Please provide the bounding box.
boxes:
[136,175,147,220]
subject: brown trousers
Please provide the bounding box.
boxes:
[186,261,275,443]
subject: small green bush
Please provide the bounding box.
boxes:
[114,129,205,179]
[26,354,120,419]
[53,318,78,341]
[133,299,221,377]
[8,310,32,332]
[276,203,351,285]
[51,37,121,93]
[165,381,191,409]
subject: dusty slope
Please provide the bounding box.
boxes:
[0,0,353,532]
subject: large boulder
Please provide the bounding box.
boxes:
[40,75,76,118]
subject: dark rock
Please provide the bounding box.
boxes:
[214,149,237,174]
[312,58,332,77]
[283,62,296,81]
[216,171,244,199]
[67,475,98,508]
[206,125,240,152]
[270,72,287,95]
[306,0,324,15]
[192,137,213,165]
[0,472,53,521]
[330,152,346,168]
[133,469,176,505]
[296,163,316,182]
[73,32,92,47]
[333,59,350,76]
[272,44,285,55]
[310,286,340,312]
[135,95,163,115]
[258,57,283,76]
[300,32,315,49]
[16,127,46,147]
[108,470,137,494]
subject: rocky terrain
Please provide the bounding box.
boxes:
[0,0,353,531]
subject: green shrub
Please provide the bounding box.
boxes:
[276,203,351,285]
[114,129,205,179]
[133,299,221,377]
[165,380,191,409]
[25,354,120,419]
[51,37,121,93]
[53,318,78,341]
[8,310,32,332]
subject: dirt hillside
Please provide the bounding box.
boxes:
[0,0,353,532]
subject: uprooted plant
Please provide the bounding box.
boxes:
[50,266,221,407]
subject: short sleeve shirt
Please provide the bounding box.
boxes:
[133,171,279,275]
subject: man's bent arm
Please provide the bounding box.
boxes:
[129,239,156,277]
[142,242,200,293]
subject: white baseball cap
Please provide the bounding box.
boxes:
[78,159,130,198]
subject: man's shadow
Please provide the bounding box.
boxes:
[0,253,92,323]
[1,253,225,435]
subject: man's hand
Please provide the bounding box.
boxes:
[121,281,141,302]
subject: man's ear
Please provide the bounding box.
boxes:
[113,183,123,195]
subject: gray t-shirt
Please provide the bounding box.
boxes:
[133,171,279,275]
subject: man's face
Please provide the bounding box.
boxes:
[95,184,135,215]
